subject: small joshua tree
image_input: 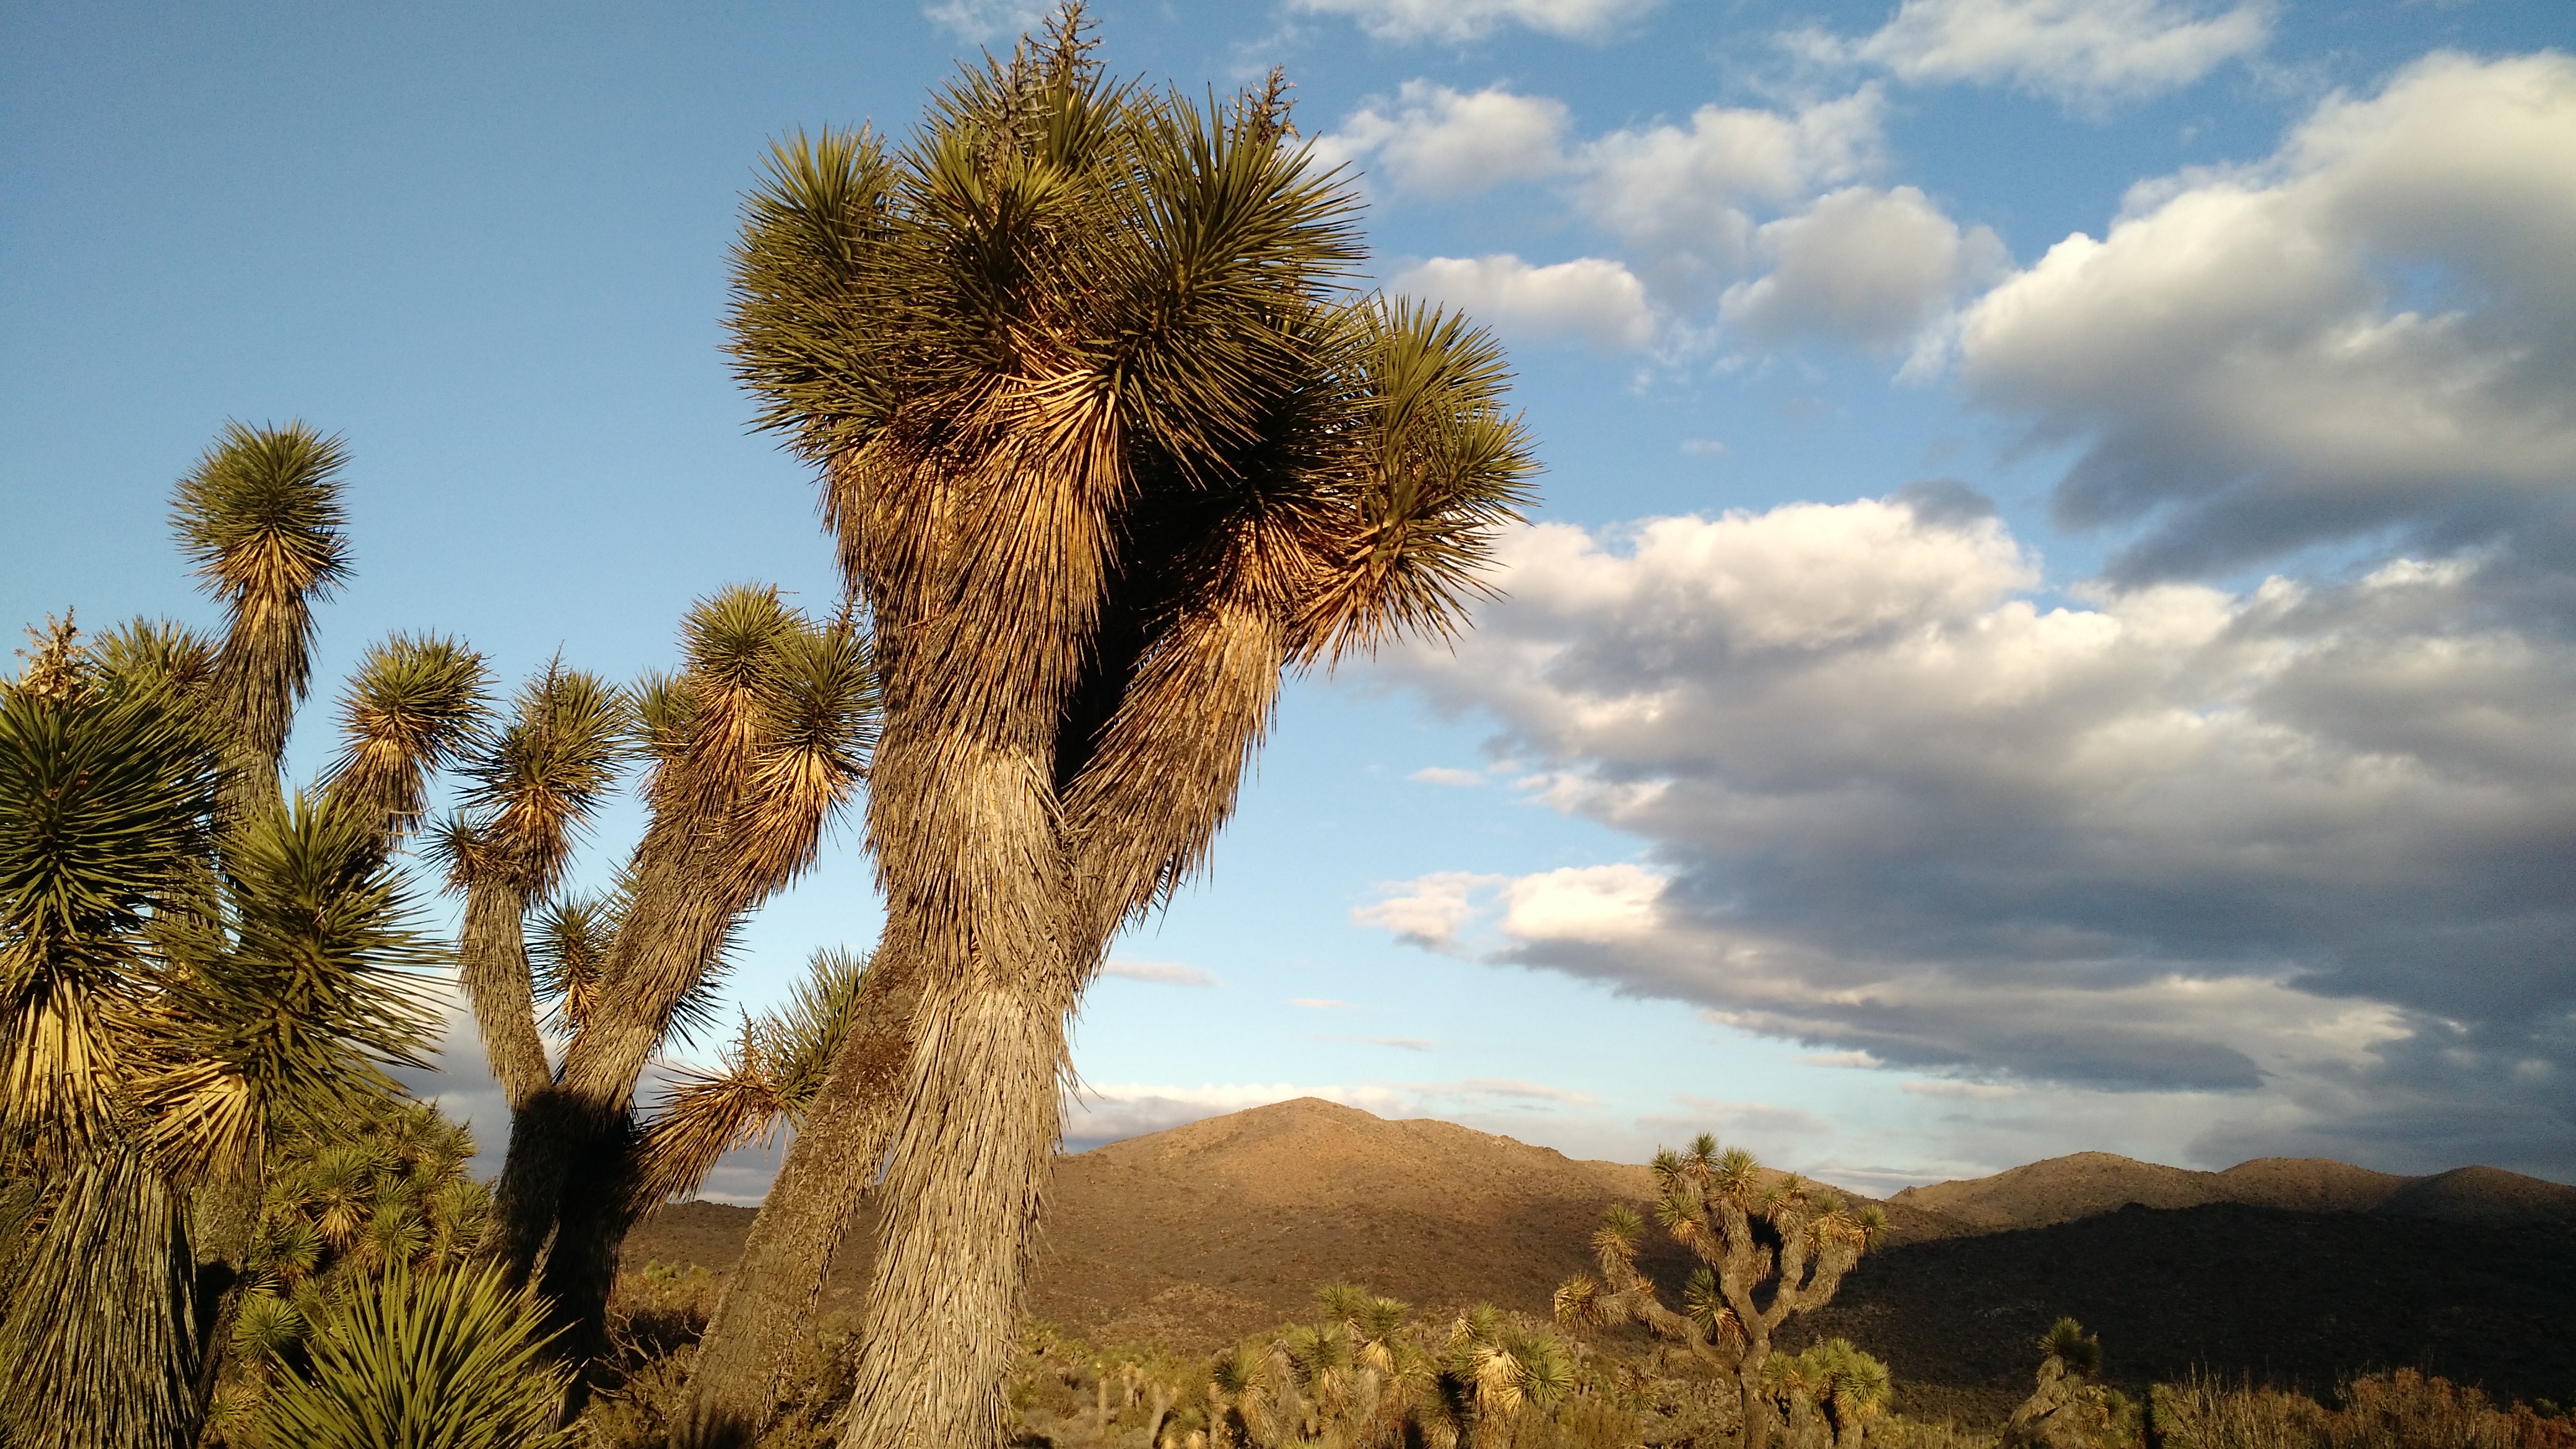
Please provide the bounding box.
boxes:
[2001,1318,2115,1449]
[1554,1133,1887,1449]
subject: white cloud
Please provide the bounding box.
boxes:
[1721,186,2011,350]
[1904,1080,2021,1099]
[1289,0,1658,43]
[1949,51,2576,579]
[1576,89,1887,301]
[1410,765,1487,786]
[1353,869,1505,949]
[1365,496,2576,1177]
[921,0,1045,43]
[1318,80,1992,357]
[1500,864,1666,944]
[1314,82,1569,196]
[1391,255,1658,350]
[1103,958,1222,987]
[1792,0,2270,105]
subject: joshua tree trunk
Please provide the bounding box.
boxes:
[485,830,740,1283]
[1741,1342,1777,1449]
[676,947,923,1448]
[458,878,550,1109]
[833,729,1075,1449]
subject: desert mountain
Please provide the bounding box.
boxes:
[627,1099,2576,1422]
[1889,1149,2576,1232]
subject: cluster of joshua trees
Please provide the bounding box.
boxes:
[1,5,1538,1445]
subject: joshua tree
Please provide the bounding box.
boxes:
[1764,1339,1891,1449]
[707,11,1536,1444]
[2001,1318,2112,1449]
[1555,1134,1888,1449]
[626,944,875,1204]
[1,423,494,1447]
[434,663,630,1113]
[0,619,446,1448]
[470,585,874,1388]
[168,422,356,827]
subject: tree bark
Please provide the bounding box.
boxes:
[483,828,734,1288]
[676,945,923,1448]
[185,1169,259,1444]
[458,877,550,1110]
[831,728,1073,1449]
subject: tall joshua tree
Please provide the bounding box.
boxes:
[471,585,874,1385]
[711,12,1538,1446]
[434,663,631,1113]
[1554,1134,1888,1449]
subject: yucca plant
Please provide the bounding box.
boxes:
[1555,1133,1887,1449]
[168,421,354,827]
[630,944,872,1204]
[256,1262,575,1449]
[705,9,1536,1443]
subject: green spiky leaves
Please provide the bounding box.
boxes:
[321,633,492,842]
[170,422,353,611]
[2043,1317,2102,1377]
[255,1263,575,1449]
[141,793,441,1181]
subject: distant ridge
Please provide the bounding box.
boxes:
[625,1100,2576,1421]
[1889,1150,2576,1232]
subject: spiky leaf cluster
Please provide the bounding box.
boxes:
[631,945,870,1204]
[254,1263,575,1449]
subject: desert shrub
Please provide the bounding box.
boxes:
[255,1262,571,1449]
[2147,1371,2575,1449]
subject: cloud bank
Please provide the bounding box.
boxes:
[1365,497,2576,1177]
[1951,51,2576,581]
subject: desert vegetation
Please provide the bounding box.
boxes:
[7,5,2572,1448]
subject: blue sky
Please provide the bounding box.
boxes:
[6,0,2571,1196]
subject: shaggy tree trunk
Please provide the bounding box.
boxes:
[484,832,734,1286]
[676,947,924,1448]
[457,877,550,1109]
[831,729,1074,1449]
[185,1170,259,1442]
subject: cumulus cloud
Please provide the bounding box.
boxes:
[1950,51,2576,580]
[1411,765,1487,786]
[1310,79,1990,355]
[1314,82,1570,196]
[1366,497,2576,1177]
[1577,88,1888,301]
[1721,186,2010,350]
[1290,0,1659,43]
[1391,255,1658,350]
[1790,0,2269,105]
